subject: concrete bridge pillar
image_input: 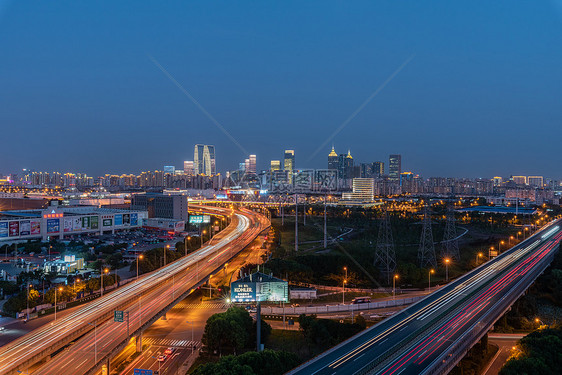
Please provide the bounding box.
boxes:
[136,333,143,352]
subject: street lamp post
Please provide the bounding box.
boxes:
[100,268,109,297]
[499,240,505,253]
[164,245,170,266]
[428,269,434,293]
[136,254,144,281]
[476,252,483,264]
[88,320,98,363]
[342,279,347,304]
[445,258,451,282]
[186,320,194,354]
[54,286,63,321]
[393,274,399,299]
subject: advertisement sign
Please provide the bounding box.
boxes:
[123,214,130,225]
[82,216,90,229]
[134,370,153,375]
[130,213,138,226]
[114,214,123,226]
[231,274,289,303]
[47,219,60,234]
[19,220,31,236]
[31,220,41,235]
[103,218,113,227]
[0,222,8,238]
[189,215,204,224]
[73,217,82,231]
[64,217,73,232]
[9,221,19,237]
[231,282,257,302]
[91,216,99,230]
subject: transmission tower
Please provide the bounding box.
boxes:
[374,210,396,285]
[441,208,460,260]
[418,205,437,268]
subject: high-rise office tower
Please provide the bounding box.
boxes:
[389,154,401,183]
[338,151,354,180]
[270,160,281,171]
[244,159,250,173]
[328,146,338,170]
[183,161,194,175]
[194,145,216,176]
[248,154,257,174]
[284,150,295,183]
[163,166,175,175]
[373,162,384,176]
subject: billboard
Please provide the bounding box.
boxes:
[231,274,289,303]
[47,219,60,234]
[82,216,90,229]
[0,222,8,238]
[91,216,99,230]
[189,215,204,224]
[9,221,19,237]
[130,213,138,226]
[19,220,31,236]
[31,220,41,235]
[123,214,130,225]
[114,214,123,226]
[64,217,73,232]
[103,218,113,227]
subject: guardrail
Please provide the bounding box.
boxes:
[261,296,423,316]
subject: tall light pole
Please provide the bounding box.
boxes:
[324,194,327,249]
[136,254,144,281]
[393,274,399,299]
[295,194,298,252]
[164,244,170,266]
[100,268,109,297]
[499,240,505,253]
[54,286,63,321]
[342,267,348,304]
[428,269,434,293]
[186,320,194,354]
[88,320,97,363]
[445,258,451,282]
[517,231,521,241]
[476,252,483,264]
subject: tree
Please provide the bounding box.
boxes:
[202,307,254,354]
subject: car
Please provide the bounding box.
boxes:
[164,347,175,355]
[157,354,167,362]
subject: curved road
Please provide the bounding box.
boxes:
[0,205,269,375]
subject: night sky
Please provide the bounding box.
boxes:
[1,1,562,178]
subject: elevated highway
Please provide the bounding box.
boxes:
[288,219,562,375]
[0,205,269,375]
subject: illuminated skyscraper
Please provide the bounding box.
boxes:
[328,146,338,170]
[284,150,295,183]
[194,145,216,176]
[389,154,401,183]
[183,161,194,175]
[248,154,257,174]
[270,160,281,171]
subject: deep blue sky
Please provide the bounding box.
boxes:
[1,1,562,178]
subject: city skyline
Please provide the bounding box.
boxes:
[1,1,562,177]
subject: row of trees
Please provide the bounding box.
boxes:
[192,349,300,375]
[3,273,119,315]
